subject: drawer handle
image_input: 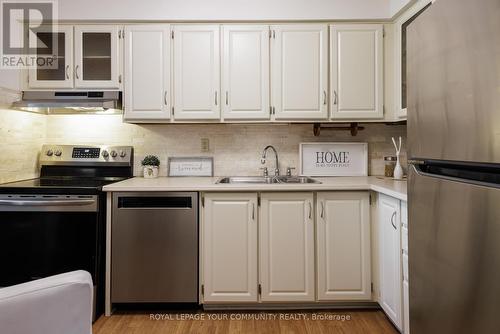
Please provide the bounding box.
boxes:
[323,90,327,105]
[308,202,312,220]
[75,65,80,79]
[252,203,255,220]
[320,201,325,219]
[391,211,397,230]
[215,91,218,105]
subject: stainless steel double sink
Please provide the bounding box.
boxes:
[216,176,321,184]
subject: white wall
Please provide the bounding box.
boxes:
[58,0,392,21]
[389,0,413,16]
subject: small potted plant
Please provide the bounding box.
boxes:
[141,155,160,178]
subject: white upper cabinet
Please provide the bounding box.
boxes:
[271,25,328,120]
[378,194,402,330]
[74,25,121,89]
[259,192,315,302]
[202,193,258,302]
[28,25,74,89]
[316,192,371,301]
[395,0,432,119]
[222,25,270,120]
[330,24,384,119]
[173,25,220,120]
[123,25,171,121]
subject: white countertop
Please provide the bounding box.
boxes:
[103,176,407,201]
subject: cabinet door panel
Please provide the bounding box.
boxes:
[331,25,383,119]
[378,194,402,329]
[28,25,73,89]
[222,25,270,120]
[317,192,371,301]
[173,25,220,120]
[272,25,328,120]
[203,193,258,302]
[74,25,120,89]
[123,25,170,120]
[260,193,315,302]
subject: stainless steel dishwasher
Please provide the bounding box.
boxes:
[111,192,198,303]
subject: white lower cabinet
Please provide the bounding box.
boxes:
[201,191,376,305]
[378,194,403,330]
[202,193,258,302]
[259,192,315,301]
[316,192,371,301]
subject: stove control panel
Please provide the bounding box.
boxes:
[40,145,133,166]
[72,147,100,159]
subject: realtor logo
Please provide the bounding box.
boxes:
[1,0,58,69]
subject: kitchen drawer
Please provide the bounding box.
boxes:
[401,201,408,227]
[402,253,409,281]
[402,225,408,253]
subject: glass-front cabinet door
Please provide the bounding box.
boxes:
[28,25,74,88]
[74,25,121,89]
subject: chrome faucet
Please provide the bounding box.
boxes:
[261,145,280,176]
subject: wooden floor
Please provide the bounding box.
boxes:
[93,310,399,334]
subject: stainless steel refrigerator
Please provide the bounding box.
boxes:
[407,0,500,333]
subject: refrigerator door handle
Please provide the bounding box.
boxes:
[411,163,500,189]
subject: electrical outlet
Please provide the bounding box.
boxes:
[201,138,210,152]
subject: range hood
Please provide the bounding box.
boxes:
[11,91,122,114]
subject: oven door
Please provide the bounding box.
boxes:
[0,195,99,286]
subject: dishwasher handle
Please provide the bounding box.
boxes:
[117,196,194,209]
[0,199,95,206]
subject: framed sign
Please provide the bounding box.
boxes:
[300,142,368,176]
[168,157,214,177]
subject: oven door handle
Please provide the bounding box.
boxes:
[0,199,96,206]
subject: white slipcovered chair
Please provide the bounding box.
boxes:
[0,270,93,334]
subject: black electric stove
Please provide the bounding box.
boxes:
[0,144,133,320]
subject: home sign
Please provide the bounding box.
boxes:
[299,142,368,176]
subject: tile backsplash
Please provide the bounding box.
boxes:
[0,108,46,183]
[44,115,407,177]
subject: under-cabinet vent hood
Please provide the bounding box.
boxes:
[11,91,122,114]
